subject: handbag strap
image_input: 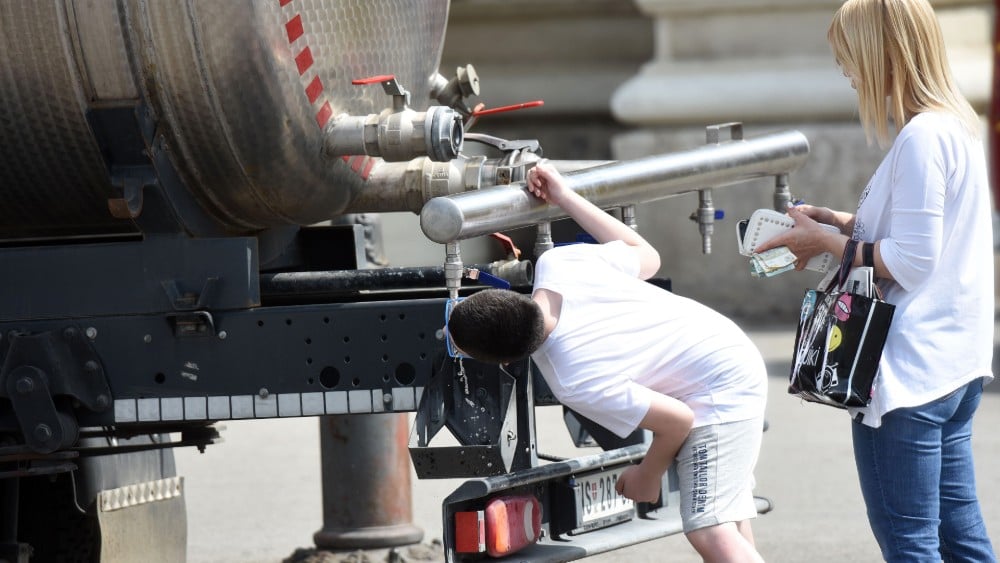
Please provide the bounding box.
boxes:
[834,239,860,290]
[862,242,875,268]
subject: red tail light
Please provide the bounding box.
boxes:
[454,494,542,558]
[484,495,542,557]
[454,510,486,554]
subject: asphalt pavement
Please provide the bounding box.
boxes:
[175,324,1000,563]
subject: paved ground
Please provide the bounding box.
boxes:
[175,324,1000,563]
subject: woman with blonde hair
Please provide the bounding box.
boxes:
[756,0,996,560]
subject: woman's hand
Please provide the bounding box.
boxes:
[754,205,847,270]
[792,204,835,226]
[793,204,856,235]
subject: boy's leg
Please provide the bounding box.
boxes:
[737,519,756,546]
[675,417,764,562]
[686,522,763,563]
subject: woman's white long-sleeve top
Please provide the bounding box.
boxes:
[849,111,995,428]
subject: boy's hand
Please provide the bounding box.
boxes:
[524,158,662,278]
[526,160,571,207]
[615,464,662,503]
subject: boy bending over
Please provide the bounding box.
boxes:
[448,162,768,562]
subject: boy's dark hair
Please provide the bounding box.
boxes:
[448,289,546,364]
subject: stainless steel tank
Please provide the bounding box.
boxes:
[0,0,450,240]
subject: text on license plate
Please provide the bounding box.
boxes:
[572,467,635,532]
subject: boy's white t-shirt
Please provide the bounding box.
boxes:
[848,111,995,428]
[530,240,768,438]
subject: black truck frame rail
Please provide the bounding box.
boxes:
[0,225,689,562]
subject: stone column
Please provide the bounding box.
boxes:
[610,0,992,319]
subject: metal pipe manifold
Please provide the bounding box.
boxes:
[419,130,810,243]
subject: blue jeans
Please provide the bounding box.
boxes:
[852,378,996,562]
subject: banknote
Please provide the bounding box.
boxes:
[750,246,797,278]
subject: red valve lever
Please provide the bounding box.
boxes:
[490,233,521,260]
[351,74,396,85]
[472,100,544,117]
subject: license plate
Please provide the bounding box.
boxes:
[569,467,635,534]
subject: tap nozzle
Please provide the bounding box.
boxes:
[444,242,463,301]
[774,173,792,211]
[689,188,716,254]
[534,222,554,257]
[622,205,637,230]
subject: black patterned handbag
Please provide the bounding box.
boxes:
[788,239,895,409]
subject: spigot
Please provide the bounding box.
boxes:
[774,173,792,211]
[322,75,464,162]
[693,123,742,255]
[622,205,637,230]
[689,188,724,254]
[534,222,554,257]
[444,242,464,301]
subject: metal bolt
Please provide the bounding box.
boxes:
[258,388,269,399]
[85,327,98,340]
[84,361,99,373]
[63,327,77,339]
[143,334,152,344]
[15,377,33,395]
[218,331,228,340]
[382,393,393,404]
[34,424,52,443]
[95,394,110,410]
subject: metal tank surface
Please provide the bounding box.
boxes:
[0,0,453,240]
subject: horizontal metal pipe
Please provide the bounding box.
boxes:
[341,159,443,214]
[419,130,810,243]
[260,262,533,298]
[261,268,448,296]
[341,158,614,215]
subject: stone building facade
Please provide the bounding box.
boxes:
[387,0,994,320]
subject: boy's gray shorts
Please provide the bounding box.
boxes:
[675,416,764,533]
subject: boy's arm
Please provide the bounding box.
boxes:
[527,162,661,279]
[615,393,693,503]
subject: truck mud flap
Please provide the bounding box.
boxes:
[95,477,187,563]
